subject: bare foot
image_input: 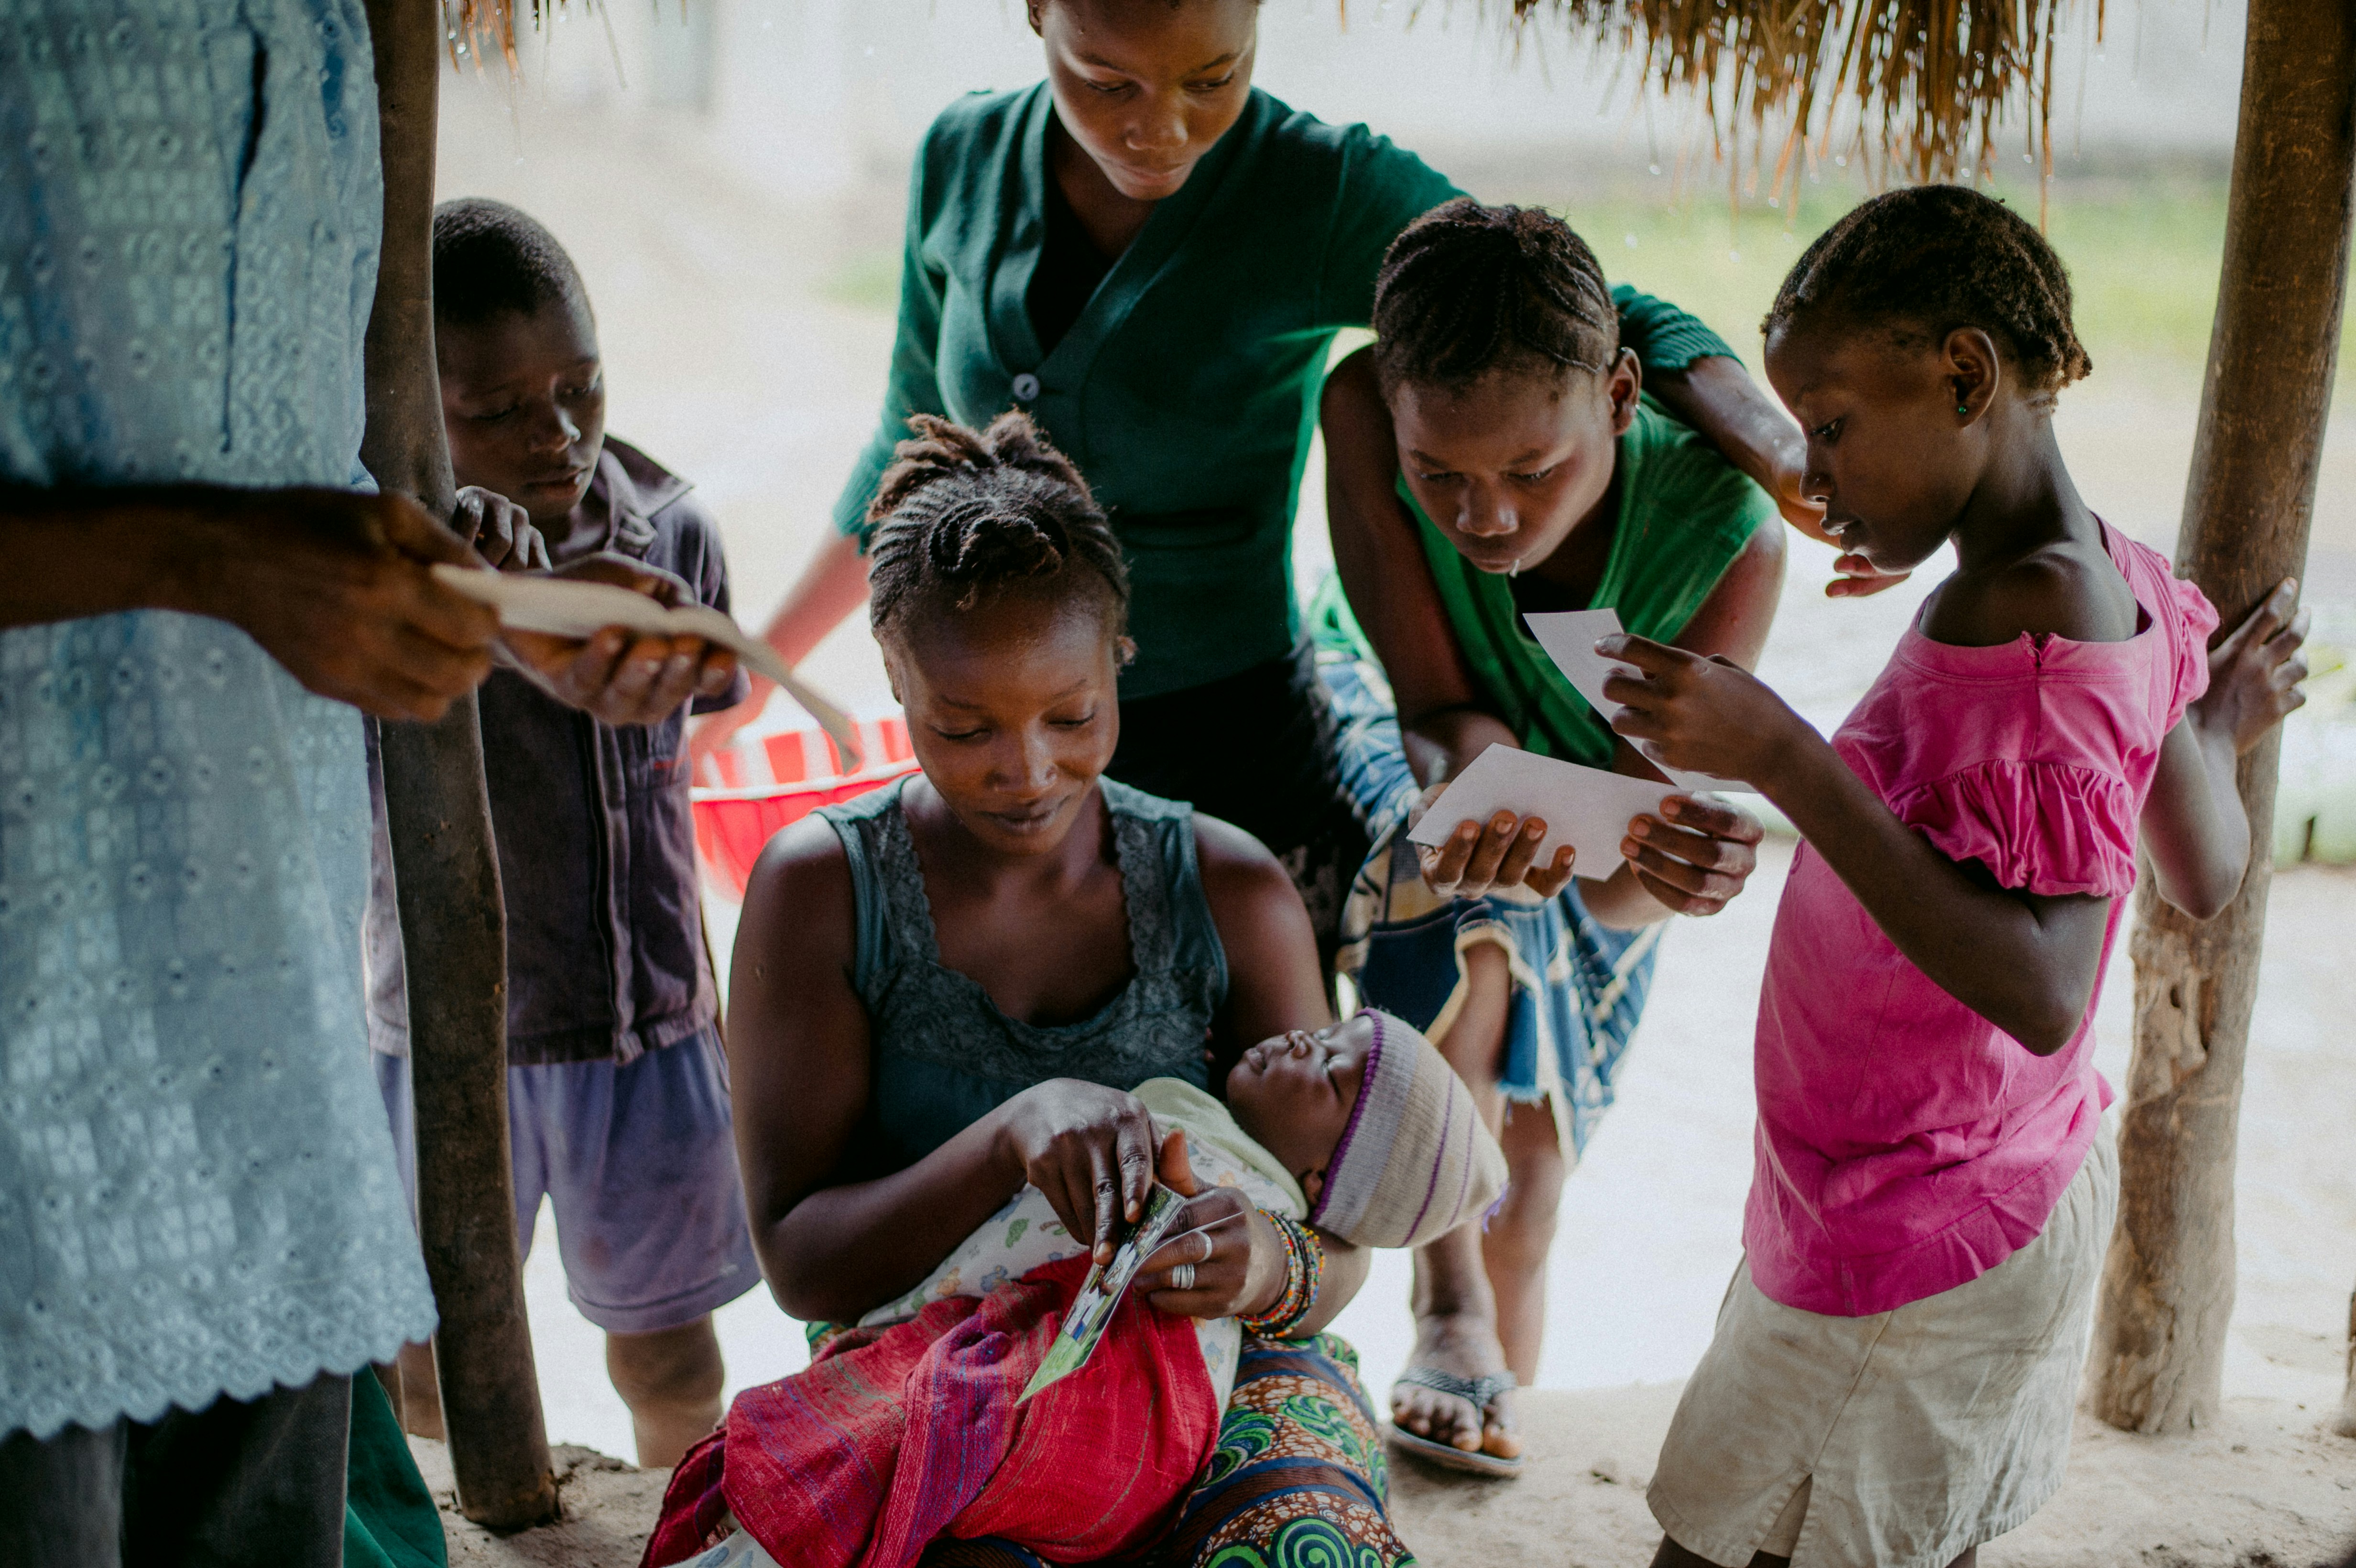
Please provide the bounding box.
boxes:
[1390,1309,1521,1460]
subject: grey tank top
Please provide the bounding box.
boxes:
[820,775,1228,1173]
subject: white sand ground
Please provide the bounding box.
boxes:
[418,1386,2356,1566]
[424,52,2356,1562]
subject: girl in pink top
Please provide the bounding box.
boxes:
[1604,187,2309,1568]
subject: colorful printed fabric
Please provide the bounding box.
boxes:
[920,1334,1410,1568]
[641,1256,1217,1568]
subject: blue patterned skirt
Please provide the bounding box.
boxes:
[1323,659,1660,1159]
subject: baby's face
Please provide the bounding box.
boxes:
[1226,1013,1378,1199]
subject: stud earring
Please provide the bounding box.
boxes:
[1956,402,1971,416]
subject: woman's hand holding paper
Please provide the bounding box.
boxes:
[991,1080,1164,1267]
[1136,1185,1287,1322]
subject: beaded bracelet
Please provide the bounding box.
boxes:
[1239,1210,1326,1339]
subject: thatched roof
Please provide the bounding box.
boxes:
[443,0,600,73]
[449,0,2098,196]
[1507,0,2105,201]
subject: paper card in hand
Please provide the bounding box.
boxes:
[1405,744,1680,882]
[1020,1184,1190,1404]
[1519,607,1736,794]
[433,564,863,770]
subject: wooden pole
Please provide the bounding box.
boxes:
[2085,0,2356,1435]
[360,0,558,1527]
[2338,1283,2356,1438]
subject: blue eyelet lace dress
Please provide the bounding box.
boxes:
[0,0,436,1438]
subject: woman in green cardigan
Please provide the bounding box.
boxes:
[699,0,1816,959]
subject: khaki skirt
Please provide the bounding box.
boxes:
[1648,1128,2117,1568]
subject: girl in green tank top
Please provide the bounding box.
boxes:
[1320,201,1787,1475]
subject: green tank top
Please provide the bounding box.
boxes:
[818,776,1227,1175]
[1405,397,1777,768]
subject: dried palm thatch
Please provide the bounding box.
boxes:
[442,0,2096,215]
[440,0,626,74]
[1504,0,2107,211]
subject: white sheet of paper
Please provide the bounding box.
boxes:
[1406,744,1680,880]
[432,565,863,770]
[1520,607,1729,794]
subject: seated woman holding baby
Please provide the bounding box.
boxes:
[646,414,1501,1568]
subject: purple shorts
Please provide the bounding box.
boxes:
[375,1025,760,1334]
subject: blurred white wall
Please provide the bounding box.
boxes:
[474,0,2248,199]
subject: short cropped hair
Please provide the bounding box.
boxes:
[431,197,589,327]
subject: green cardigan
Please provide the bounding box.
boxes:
[837,83,1738,698]
[1406,396,1778,769]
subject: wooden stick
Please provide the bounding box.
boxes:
[360,0,557,1526]
[2085,0,2356,1435]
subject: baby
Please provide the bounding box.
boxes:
[645,1011,1505,1568]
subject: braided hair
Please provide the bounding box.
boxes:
[1765,185,2091,393]
[1372,199,1620,394]
[865,412,1130,642]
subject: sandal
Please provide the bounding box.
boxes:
[1385,1366,1524,1478]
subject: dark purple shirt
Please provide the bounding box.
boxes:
[367,437,749,1065]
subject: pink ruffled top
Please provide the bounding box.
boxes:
[1747,524,2218,1316]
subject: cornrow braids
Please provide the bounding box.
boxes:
[1765,185,2091,393]
[1372,198,1620,395]
[865,412,1130,641]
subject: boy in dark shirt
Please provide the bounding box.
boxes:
[369,199,757,1467]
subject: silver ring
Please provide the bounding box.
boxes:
[1197,1231,1214,1263]
[1170,1263,1196,1291]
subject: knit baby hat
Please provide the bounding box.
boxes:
[1308,1011,1506,1250]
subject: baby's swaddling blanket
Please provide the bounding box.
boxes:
[856,1077,1304,1411]
[640,1080,1304,1568]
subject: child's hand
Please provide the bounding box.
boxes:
[2191,577,2309,756]
[1619,794,1766,916]
[1407,784,1576,901]
[1825,550,1911,599]
[499,553,742,727]
[1597,633,1812,788]
[450,487,549,571]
